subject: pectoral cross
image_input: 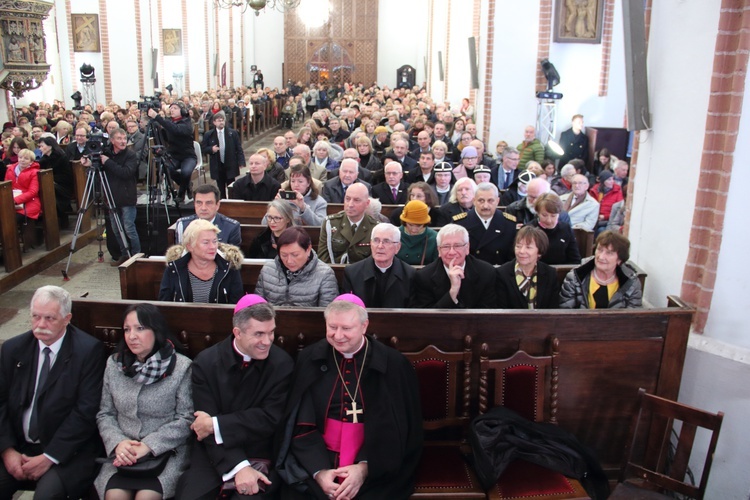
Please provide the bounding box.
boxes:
[346,402,363,423]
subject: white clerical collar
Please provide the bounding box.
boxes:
[375,262,392,273]
[232,338,252,362]
[342,336,366,359]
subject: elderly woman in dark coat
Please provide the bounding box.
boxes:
[529,192,581,265]
[95,303,193,499]
[496,226,559,309]
[159,219,244,303]
[559,230,642,309]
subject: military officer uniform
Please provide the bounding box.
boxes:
[317,211,379,264]
[453,209,517,266]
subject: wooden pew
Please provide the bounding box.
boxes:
[71,296,695,479]
[117,255,646,301]
[574,228,595,258]
[166,223,321,256]
[36,169,60,251]
[218,200,401,224]
[0,181,22,272]
[118,254,348,300]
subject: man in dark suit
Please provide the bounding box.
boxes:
[371,161,409,205]
[0,286,104,499]
[64,125,89,161]
[177,295,293,499]
[410,224,497,308]
[342,223,415,308]
[384,137,418,173]
[174,184,241,246]
[201,111,246,199]
[558,114,589,167]
[406,151,437,185]
[453,182,517,266]
[321,159,371,204]
[491,147,521,191]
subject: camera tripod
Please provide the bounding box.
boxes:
[62,162,130,280]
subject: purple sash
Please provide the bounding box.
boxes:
[323,418,365,467]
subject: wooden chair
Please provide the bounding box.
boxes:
[479,338,589,500]
[400,335,486,499]
[609,388,724,500]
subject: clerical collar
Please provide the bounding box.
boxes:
[436,186,451,193]
[232,338,252,363]
[373,260,392,273]
[340,336,366,359]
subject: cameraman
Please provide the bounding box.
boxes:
[147,102,196,203]
[81,127,141,266]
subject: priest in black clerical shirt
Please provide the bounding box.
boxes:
[177,295,293,499]
[276,294,423,499]
[341,223,415,308]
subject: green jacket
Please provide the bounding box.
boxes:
[318,211,379,264]
[517,138,545,166]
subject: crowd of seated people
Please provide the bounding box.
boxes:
[3,80,633,309]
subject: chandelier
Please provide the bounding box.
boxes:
[215,0,302,16]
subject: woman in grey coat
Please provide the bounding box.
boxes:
[95,303,193,499]
[255,226,338,307]
[559,230,643,309]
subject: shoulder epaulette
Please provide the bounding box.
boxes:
[503,212,517,222]
[453,212,468,221]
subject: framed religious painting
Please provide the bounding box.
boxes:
[71,14,100,52]
[553,0,605,44]
[163,29,182,56]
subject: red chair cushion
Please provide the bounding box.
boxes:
[414,445,479,490]
[503,365,539,421]
[492,460,578,497]
[414,359,450,421]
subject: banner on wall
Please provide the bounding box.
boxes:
[221,63,226,87]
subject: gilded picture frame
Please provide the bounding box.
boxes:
[163,29,182,56]
[72,14,100,52]
[553,0,605,44]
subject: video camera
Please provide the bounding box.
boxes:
[138,94,162,113]
[85,129,110,170]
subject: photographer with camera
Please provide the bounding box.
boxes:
[147,102,196,203]
[81,127,140,266]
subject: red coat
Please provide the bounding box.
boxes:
[5,161,41,219]
[589,183,623,220]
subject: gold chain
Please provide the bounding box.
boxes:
[332,338,368,405]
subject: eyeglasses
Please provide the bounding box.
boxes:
[438,243,468,251]
[371,238,398,246]
[266,215,285,223]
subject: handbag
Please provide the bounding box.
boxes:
[96,450,173,479]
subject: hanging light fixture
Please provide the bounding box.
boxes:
[215,0,302,16]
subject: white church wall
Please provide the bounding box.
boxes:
[251,9,284,89]
[704,68,750,349]
[628,0,720,307]
[426,0,448,101]
[443,0,474,110]
[186,3,208,93]
[486,0,540,149]
[377,0,428,89]
[106,0,140,102]
[679,339,750,499]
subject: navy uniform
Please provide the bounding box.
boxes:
[318,211,379,264]
[453,209,517,266]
